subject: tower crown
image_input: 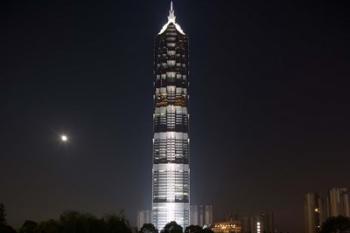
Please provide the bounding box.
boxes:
[159,1,185,35]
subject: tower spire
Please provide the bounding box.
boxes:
[168,1,176,22]
[159,1,185,35]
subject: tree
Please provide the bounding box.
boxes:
[0,203,6,225]
[0,203,15,233]
[0,224,17,233]
[104,214,132,233]
[59,211,105,233]
[162,221,183,233]
[184,225,214,233]
[184,225,202,233]
[320,216,350,233]
[59,211,83,233]
[35,219,61,233]
[19,220,38,233]
[141,223,158,233]
[201,228,214,233]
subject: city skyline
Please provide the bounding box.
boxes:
[2,1,350,233]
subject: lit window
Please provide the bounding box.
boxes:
[167,60,176,66]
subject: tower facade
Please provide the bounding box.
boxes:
[152,2,190,230]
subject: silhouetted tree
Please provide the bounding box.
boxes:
[0,224,17,233]
[0,203,6,225]
[104,214,132,233]
[87,216,104,233]
[59,211,83,233]
[162,221,183,233]
[0,203,15,233]
[59,211,106,233]
[141,223,158,233]
[320,216,350,233]
[35,219,61,233]
[0,210,138,233]
[19,220,38,233]
[201,228,214,233]
[184,225,202,233]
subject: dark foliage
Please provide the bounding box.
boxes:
[35,219,61,233]
[201,228,214,233]
[0,203,6,225]
[184,225,202,233]
[19,220,38,233]
[184,225,214,233]
[0,224,17,233]
[0,203,16,233]
[0,211,133,233]
[162,221,183,233]
[320,216,350,233]
[140,223,158,233]
[104,214,132,233]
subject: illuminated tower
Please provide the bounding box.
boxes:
[152,2,190,230]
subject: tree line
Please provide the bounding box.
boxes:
[0,203,214,233]
[0,209,133,233]
[1,203,350,233]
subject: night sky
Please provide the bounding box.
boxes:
[2,0,350,232]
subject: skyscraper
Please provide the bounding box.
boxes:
[152,2,190,230]
[304,193,324,233]
[204,205,214,226]
[190,205,199,226]
[304,188,350,233]
[326,188,350,217]
[246,212,275,233]
[190,205,213,226]
[137,210,152,230]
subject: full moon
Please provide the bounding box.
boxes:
[60,134,68,142]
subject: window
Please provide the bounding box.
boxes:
[167,50,176,56]
[167,60,176,66]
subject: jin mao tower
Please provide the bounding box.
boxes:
[152,2,190,230]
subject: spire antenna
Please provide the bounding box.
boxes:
[168,1,176,22]
[159,0,185,35]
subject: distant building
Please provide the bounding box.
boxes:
[304,187,350,233]
[190,205,213,226]
[232,212,274,233]
[244,212,274,233]
[304,193,324,233]
[326,188,350,217]
[137,210,152,230]
[204,205,214,226]
[258,212,274,233]
[240,216,250,233]
[211,220,242,233]
[211,212,274,233]
[190,205,199,226]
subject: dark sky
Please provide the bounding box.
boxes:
[1,0,350,232]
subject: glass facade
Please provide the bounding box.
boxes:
[152,2,190,230]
